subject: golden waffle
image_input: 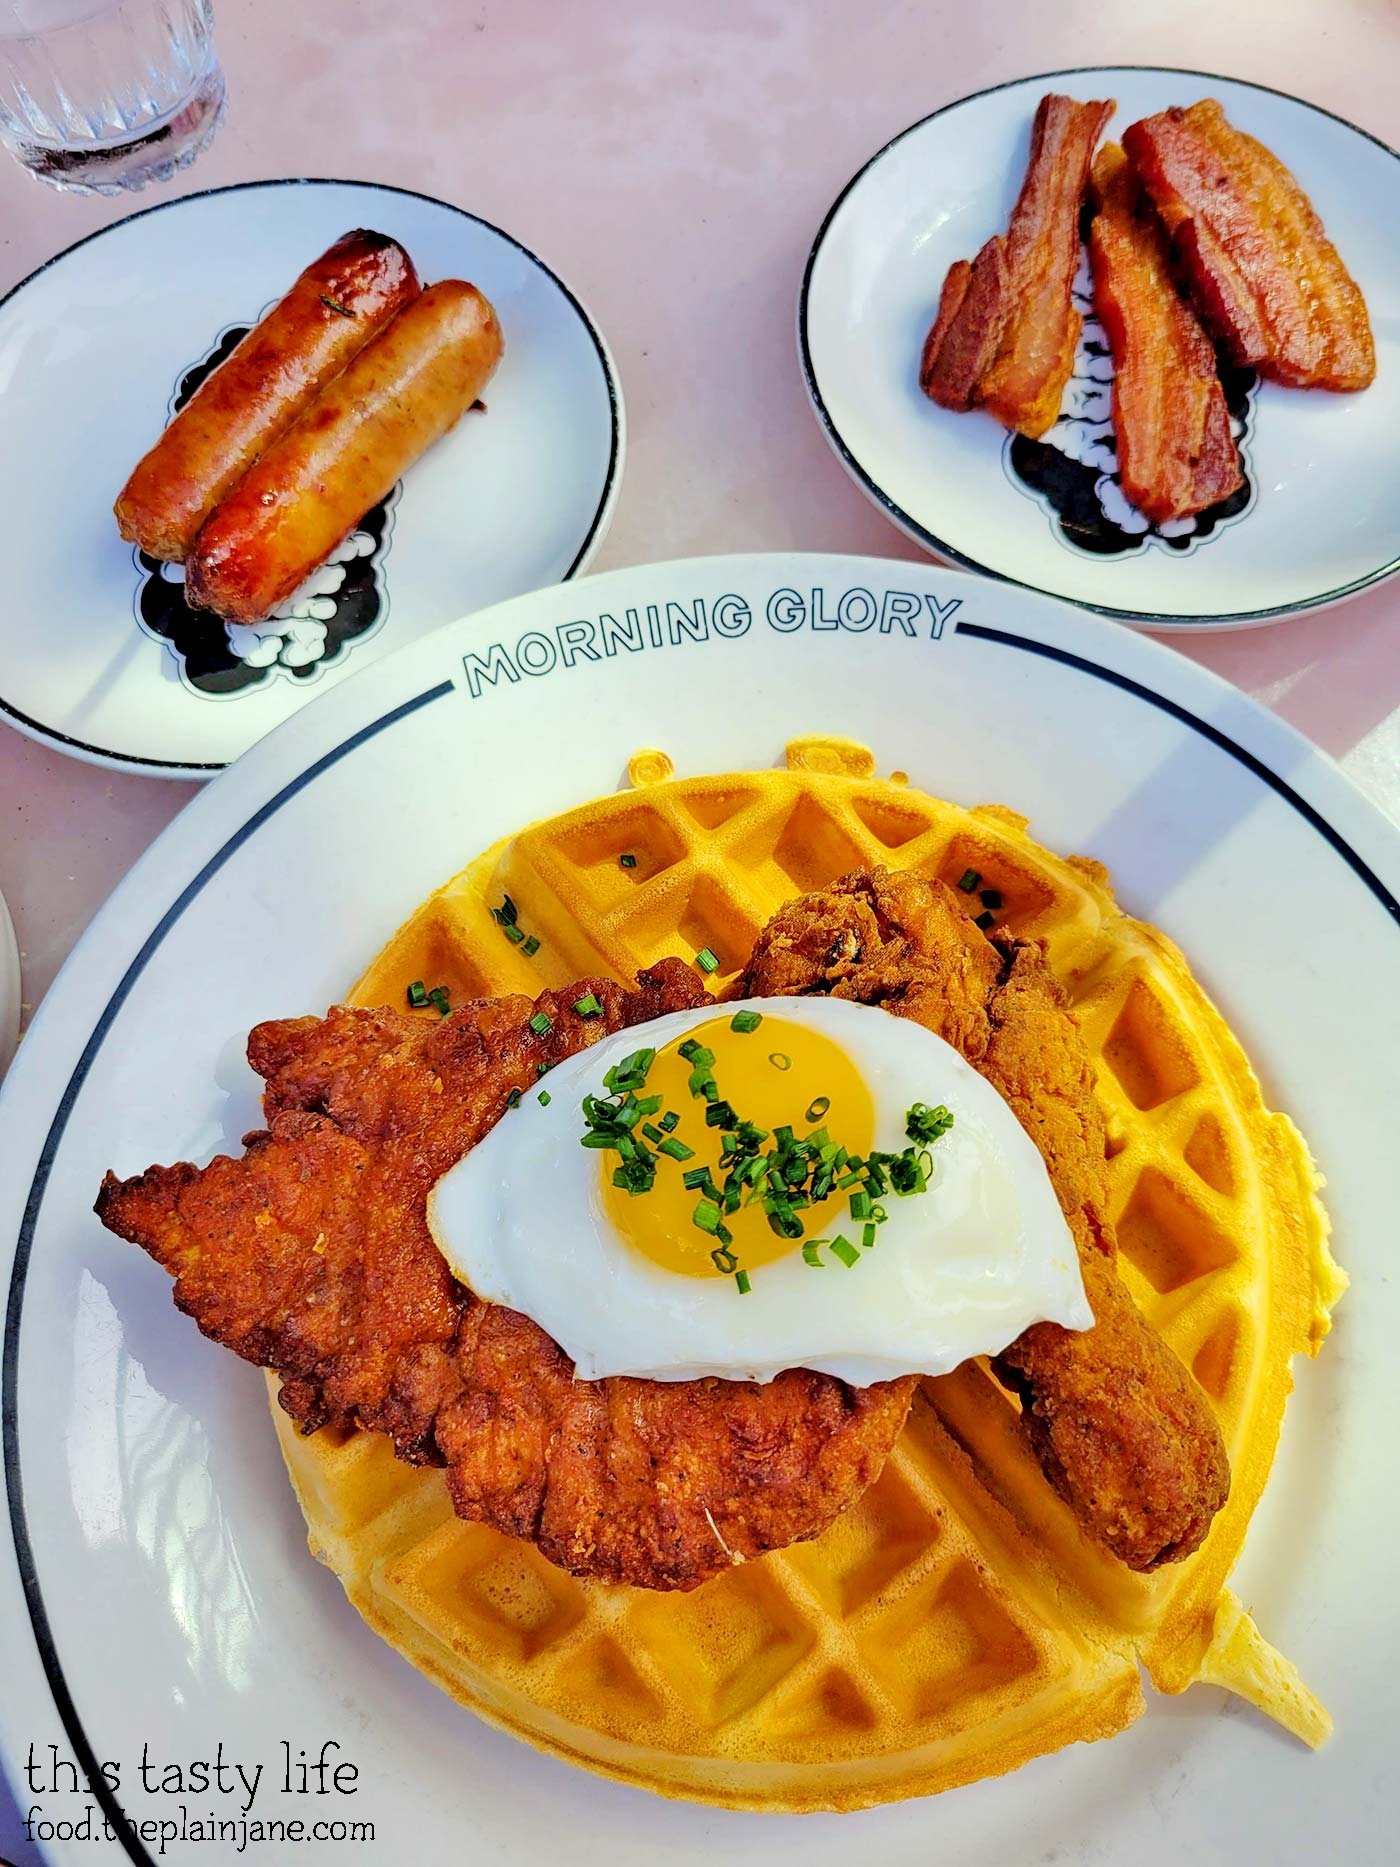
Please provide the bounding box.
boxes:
[270,737,1343,1810]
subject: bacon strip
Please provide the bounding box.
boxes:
[1121,100,1374,392]
[921,93,1114,438]
[1087,145,1242,525]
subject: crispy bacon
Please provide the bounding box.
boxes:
[1121,100,1374,393]
[920,93,1114,438]
[1087,145,1242,525]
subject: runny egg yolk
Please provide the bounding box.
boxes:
[598,1015,875,1276]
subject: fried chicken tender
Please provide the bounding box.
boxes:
[732,869,1230,1570]
[921,93,1114,437]
[96,960,914,1592]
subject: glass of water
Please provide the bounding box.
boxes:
[0,0,224,194]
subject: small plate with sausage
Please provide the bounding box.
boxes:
[0,178,623,776]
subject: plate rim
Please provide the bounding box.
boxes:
[0,885,17,1076]
[796,64,1400,631]
[0,174,626,781]
[4,551,1400,1865]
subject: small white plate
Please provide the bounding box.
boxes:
[0,178,623,777]
[2,554,1398,1865]
[800,67,1400,630]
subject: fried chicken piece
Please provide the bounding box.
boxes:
[1088,144,1242,524]
[732,869,1230,1570]
[97,961,914,1592]
[1122,100,1374,392]
[921,93,1115,437]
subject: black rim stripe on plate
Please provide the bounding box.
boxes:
[797,65,1400,628]
[0,177,622,778]
[3,677,453,1864]
[5,632,1398,1867]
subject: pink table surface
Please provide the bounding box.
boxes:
[1,0,1398,1037]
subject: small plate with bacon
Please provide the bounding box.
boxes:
[800,67,1399,630]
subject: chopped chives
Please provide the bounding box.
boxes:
[974,910,995,931]
[730,1010,763,1033]
[801,1241,824,1267]
[766,1204,804,1241]
[573,992,604,1017]
[979,888,1003,911]
[829,1235,861,1268]
[710,1244,737,1274]
[406,980,428,1008]
[605,1047,656,1092]
[612,1161,655,1194]
[768,1052,792,1071]
[659,1110,680,1133]
[861,1222,877,1249]
[491,894,519,925]
[734,1269,752,1295]
[505,1088,522,1108]
[619,853,637,869]
[536,1060,552,1077]
[906,1102,954,1145]
[704,1100,737,1128]
[528,1010,553,1036]
[695,946,720,975]
[502,922,526,944]
[538,1090,551,1107]
[692,1199,723,1235]
[658,1136,695,1161]
[804,1095,831,1123]
[429,986,451,1016]
[849,1190,872,1220]
[642,1122,663,1142]
[522,934,541,957]
[957,868,981,893]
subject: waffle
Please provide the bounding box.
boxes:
[270,736,1343,1810]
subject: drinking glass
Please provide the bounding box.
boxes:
[0,0,224,194]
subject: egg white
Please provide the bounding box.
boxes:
[428,997,1092,1385]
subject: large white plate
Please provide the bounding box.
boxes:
[0,178,622,778]
[2,555,1397,1866]
[800,68,1400,630]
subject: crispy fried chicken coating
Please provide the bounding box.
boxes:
[97,961,914,1591]
[732,869,1230,1569]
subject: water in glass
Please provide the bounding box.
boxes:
[0,0,224,194]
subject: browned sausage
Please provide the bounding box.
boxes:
[115,230,421,561]
[184,281,503,624]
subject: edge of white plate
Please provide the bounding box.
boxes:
[0,886,17,1077]
[796,65,1400,632]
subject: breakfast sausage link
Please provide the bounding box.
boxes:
[184,281,504,625]
[115,230,422,561]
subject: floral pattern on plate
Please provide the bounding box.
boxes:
[131,321,397,700]
[1004,253,1258,558]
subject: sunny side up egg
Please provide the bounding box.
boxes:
[428,997,1092,1386]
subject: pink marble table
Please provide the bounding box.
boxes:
[1,0,1398,1037]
